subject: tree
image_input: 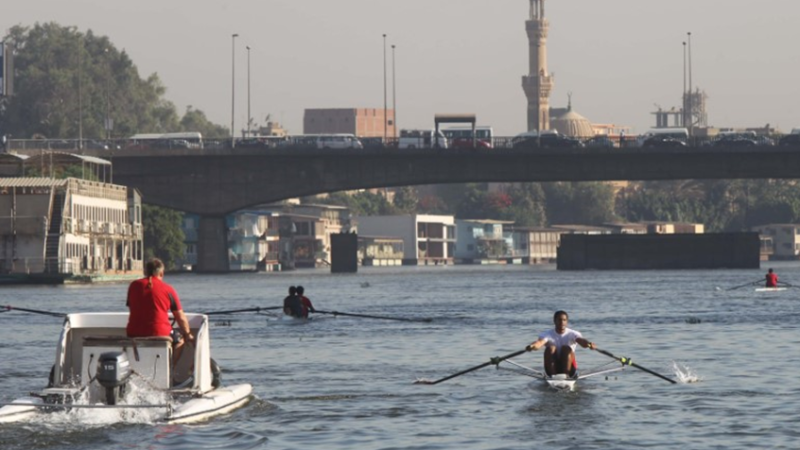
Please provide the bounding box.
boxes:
[0,23,226,140]
[142,205,185,271]
[310,191,396,217]
[504,183,547,227]
[543,182,617,225]
[418,194,449,214]
[180,106,230,139]
[393,186,419,214]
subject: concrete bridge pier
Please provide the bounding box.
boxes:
[196,216,230,273]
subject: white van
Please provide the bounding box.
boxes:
[398,129,448,149]
[293,134,363,149]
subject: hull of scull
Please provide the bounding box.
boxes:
[544,374,578,391]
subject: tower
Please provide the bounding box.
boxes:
[522,0,554,132]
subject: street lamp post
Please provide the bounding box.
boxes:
[383,34,387,144]
[231,33,239,148]
[246,45,251,137]
[682,41,687,128]
[687,31,693,138]
[104,48,111,142]
[77,35,83,149]
[392,44,397,139]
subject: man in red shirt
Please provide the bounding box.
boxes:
[765,268,778,288]
[296,285,316,318]
[127,258,194,368]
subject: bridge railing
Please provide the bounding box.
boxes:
[4,135,797,154]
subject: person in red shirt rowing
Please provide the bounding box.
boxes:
[126,258,195,368]
[765,268,778,288]
[296,285,316,318]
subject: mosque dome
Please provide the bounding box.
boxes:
[550,96,594,138]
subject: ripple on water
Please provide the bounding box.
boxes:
[132,427,269,450]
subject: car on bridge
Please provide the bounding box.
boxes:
[398,129,448,149]
[512,130,584,149]
[712,132,758,148]
[289,134,363,149]
[779,134,800,147]
[583,135,617,148]
[642,135,688,149]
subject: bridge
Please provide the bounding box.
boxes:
[12,144,800,272]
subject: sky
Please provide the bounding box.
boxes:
[4,0,800,137]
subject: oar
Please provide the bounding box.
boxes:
[414,347,531,385]
[2,305,67,318]
[313,309,432,323]
[725,279,763,291]
[202,306,282,316]
[594,348,676,384]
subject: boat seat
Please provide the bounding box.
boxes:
[83,335,173,346]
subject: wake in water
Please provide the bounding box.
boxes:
[39,377,170,427]
[672,361,702,384]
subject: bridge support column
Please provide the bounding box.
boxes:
[196,216,230,273]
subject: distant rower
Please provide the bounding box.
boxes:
[765,268,778,288]
[283,286,305,318]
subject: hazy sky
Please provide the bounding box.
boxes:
[4,1,800,136]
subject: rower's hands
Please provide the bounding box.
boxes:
[184,332,196,345]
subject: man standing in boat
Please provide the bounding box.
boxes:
[765,268,778,288]
[526,311,595,377]
[126,258,195,368]
[296,285,316,317]
[283,286,306,318]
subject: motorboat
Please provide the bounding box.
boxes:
[0,312,252,424]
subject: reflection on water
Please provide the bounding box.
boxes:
[1,263,799,449]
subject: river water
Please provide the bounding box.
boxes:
[1,263,798,449]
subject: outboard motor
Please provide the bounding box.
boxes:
[96,351,132,405]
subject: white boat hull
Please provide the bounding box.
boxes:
[0,312,253,424]
[544,374,578,391]
[0,397,44,423]
[755,287,786,292]
[166,383,252,424]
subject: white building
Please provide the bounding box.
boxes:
[752,224,800,260]
[455,219,514,263]
[356,214,456,265]
[0,177,143,281]
[506,226,565,263]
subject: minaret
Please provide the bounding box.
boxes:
[522,0,554,132]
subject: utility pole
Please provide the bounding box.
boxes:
[687,31,693,138]
[392,44,397,139]
[383,34,388,143]
[247,45,251,137]
[231,33,239,148]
